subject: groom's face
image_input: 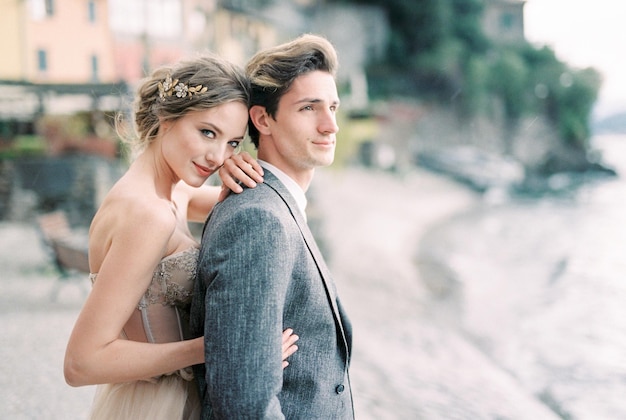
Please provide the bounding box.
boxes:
[265,70,340,174]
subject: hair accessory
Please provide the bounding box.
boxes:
[158,74,208,101]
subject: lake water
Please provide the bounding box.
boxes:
[424,134,626,419]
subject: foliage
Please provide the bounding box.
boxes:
[516,45,601,148]
[0,135,46,159]
[488,49,530,122]
[329,0,601,146]
[36,114,92,140]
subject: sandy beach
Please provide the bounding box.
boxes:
[0,166,561,419]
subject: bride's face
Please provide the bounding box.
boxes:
[160,101,249,186]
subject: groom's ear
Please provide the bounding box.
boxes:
[249,105,272,136]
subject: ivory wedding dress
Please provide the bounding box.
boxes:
[88,247,201,420]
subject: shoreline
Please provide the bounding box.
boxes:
[313,167,561,419]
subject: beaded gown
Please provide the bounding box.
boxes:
[88,247,201,420]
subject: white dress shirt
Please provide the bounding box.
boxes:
[258,160,307,221]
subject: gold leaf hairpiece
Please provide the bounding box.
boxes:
[158,74,208,101]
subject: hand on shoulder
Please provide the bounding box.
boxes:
[218,152,264,200]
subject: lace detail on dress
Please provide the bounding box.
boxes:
[90,248,199,310]
[89,247,200,384]
[138,248,199,310]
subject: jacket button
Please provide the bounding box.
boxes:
[335,384,345,394]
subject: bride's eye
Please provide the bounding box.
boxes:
[200,129,216,139]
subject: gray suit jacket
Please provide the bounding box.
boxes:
[190,170,354,419]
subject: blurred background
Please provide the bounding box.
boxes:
[1,0,625,419]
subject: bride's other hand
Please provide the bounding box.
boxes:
[281,328,299,369]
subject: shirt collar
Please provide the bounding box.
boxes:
[259,160,308,220]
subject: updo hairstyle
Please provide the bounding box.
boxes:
[124,53,250,153]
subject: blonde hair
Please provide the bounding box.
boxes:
[246,34,338,147]
[120,53,250,154]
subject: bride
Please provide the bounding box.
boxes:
[63,53,298,420]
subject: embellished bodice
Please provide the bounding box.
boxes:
[90,247,200,344]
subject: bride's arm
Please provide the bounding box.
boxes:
[64,203,202,386]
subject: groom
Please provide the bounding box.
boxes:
[190,34,354,419]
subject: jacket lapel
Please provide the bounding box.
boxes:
[263,171,350,354]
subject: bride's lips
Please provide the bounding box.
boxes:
[194,162,214,177]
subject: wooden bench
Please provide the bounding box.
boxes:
[36,211,90,301]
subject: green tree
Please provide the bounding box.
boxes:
[518,45,601,149]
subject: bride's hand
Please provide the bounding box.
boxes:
[281,328,299,369]
[218,152,264,201]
